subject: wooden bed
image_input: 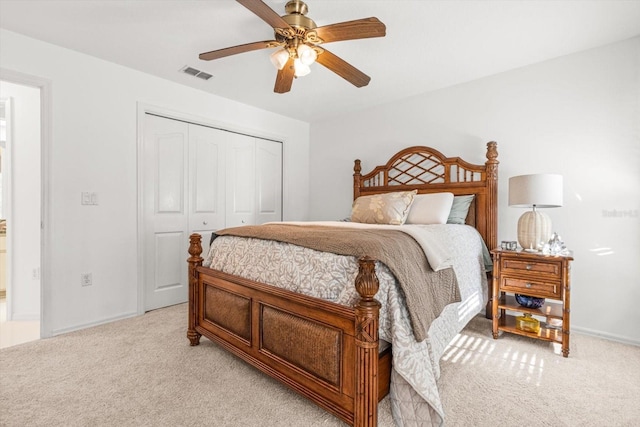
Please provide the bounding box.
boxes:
[187,142,498,426]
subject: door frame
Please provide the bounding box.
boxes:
[136,103,286,315]
[0,68,53,338]
[0,97,12,305]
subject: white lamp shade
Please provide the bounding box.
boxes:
[509,174,563,208]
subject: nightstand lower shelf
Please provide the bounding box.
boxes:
[497,315,562,344]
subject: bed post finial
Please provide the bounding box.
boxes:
[187,233,203,346]
[486,141,498,180]
[354,256,380,426]
[354,159,362,200]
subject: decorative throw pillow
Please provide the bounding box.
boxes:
[405,192,454,225]
[447,194,475,224]
[351,190,417,225]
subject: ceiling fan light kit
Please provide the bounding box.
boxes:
[199,0,386,93]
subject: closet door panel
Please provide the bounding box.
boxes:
[143,114,189,311]
[188,124,226,255]
[226,135,256,227]
[255,139,283,224]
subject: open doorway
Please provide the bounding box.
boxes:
[0,80,41,348]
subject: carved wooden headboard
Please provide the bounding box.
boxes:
[353,142,499,251]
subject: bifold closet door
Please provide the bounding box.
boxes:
[142,115,225,311]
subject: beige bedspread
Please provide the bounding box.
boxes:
[214,223,461,342]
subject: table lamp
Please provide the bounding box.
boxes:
[508,174,563,251]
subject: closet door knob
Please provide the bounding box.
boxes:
[203,221,208,225]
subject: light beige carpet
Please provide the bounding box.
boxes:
[1,303,638,426]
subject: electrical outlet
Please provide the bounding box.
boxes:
[81,192,98,205]
[81,273,92,287]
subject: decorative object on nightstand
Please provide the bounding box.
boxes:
[509,174,563,251]
[491,248,574,357]
[514,293,545,308]
[515,313,540,333]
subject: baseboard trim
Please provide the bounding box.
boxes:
[51,311,138,337]
[573,325,640,347]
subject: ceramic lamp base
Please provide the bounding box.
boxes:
[517,210,551,251]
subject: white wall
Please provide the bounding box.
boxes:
[0,29,310,335]
[310,37,640,344]
[0,81,41,320]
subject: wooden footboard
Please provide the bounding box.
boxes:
[187,234,390,427]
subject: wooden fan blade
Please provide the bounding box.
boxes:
[199,40,277,61]
[274,57,295,93]
[236,0,292,30]
[314,17,386,44]
[316,49,371,88]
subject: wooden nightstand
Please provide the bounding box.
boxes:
[491,248,574,357]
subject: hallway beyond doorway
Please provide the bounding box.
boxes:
[0,298,39,348]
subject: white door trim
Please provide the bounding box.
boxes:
[136,103,286,315]
[0,96,13,317]
[0,68,53,338]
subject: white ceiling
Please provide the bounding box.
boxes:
[1,0,640,123]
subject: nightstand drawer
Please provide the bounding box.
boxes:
[502,259,561,278]
[501,277,561,299]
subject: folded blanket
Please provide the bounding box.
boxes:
[213,223,461,342]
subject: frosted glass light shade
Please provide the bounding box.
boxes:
[270,49,289,70]
[517,210,552,250]
[293,58,310,77]
[297,44,317,65]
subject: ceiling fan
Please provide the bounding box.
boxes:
[199,0,386,94]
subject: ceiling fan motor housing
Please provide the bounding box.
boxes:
[282,1,317,33]
[285,0,309,17]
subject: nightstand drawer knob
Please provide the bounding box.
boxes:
[526,264,532,270]
[526,283,532,288]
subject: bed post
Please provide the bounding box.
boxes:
[353,256,380,427]
[485,141,499,318]
[187,233,203,346]
[353,159,362,200]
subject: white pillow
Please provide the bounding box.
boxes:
[405,192,455,225]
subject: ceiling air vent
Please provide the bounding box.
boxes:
[180,66,213,81]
